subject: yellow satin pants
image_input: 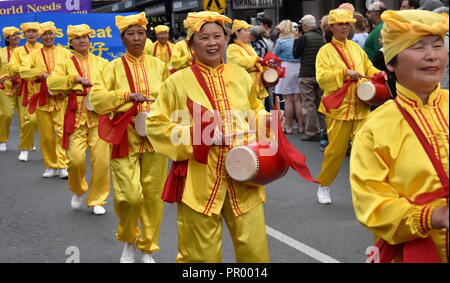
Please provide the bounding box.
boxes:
[67,124,110,207]
[0,94,36,150]
[36,109,67,169]
[0,94,15,143]
[317,117,363,186]
[111,151,168,253]
[176,196,270,263]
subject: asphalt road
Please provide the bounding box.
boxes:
[0,116,373,263]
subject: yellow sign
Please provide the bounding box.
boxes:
[203,0,226,14]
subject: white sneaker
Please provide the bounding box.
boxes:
[42,168,57,178]
[92,205,106,215]
[71,194,83,210]
[31,146,37,151]
[140,251,156,263]
[18,150,29,162]
[0,143,6,152]
[317,186,332,204]
[58,168,69,179]
[120,243,136,263]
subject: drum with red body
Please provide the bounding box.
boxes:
[357,73,391,106]
[262,68,280,88]
[225,142,289,185]
[135,111,149,137]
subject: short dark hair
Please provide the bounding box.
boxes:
[260,17,272,28]
[407,0,421,9]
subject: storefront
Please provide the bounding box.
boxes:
[172,0,202,38]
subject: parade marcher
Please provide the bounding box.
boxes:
[227,19,269,104]
[169,19,195,72]
[19,21,71,178]
[47,24,110,215]
[7,22,40,161]
[150,25,174,65]
[0,27,20,152]
[315,9,381,204]
[350,10,449,263]
[364,2,386,62]
[273,20,302,135]
[147,11,284,263]
[89,12,169,263]
[293,15,326,143]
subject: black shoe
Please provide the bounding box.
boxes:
[301,134,320,141]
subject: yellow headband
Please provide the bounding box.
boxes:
[184,11,232,40]
[328,9,357,25]
[20,22,40,32]
[38,21,57,36]
[381,10,449,64]
[3,26,20,39]
[67,24,92,42]
[231,19,253,34]
[115,12,148,33]
[154,25,169,34]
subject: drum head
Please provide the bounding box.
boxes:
[225,146,259,182]
[357,82,376,102]
[135,111,149,137]
[263,68,279,84]
[84,94,94,111]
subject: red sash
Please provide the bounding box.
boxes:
[161,64,220,203]
[62,56,89,149]
[371,99,449,263]
[321,41,353,113]
[28,49,51,114]
[153,42,172,58]
[98,56,139,159]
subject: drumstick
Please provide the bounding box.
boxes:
[224,130,256,139]
[361,75,374,79]
[275,96,281,110]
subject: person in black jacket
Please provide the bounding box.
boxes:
[293,15,327,149]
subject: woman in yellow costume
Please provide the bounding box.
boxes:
[150,25,175,65]
[20,21,71,178]
[89,12,169,263]
[147,11,284,263]
[350,10,448,263]
[7,22,40,162]
[314,9,380,204]
[0,27,21,153]
[170,18,195,72]
[47,24,110,215]
[226,19,269,103]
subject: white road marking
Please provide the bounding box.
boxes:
[266,225,340,263]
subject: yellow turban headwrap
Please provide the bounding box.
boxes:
[38,21,57,36]
[381,10,449,64]
[3,27,20,39]
[231,19,253,34]
[115,12,148,33]
[184,11,232,40]
[154,25,170,34]
[67,24,92,42]
[328,9,357,25]
[20,22,40,32]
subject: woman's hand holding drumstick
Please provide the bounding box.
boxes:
[128,93,155,104]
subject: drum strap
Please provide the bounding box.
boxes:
[321,42,353,113]
[369,99,448,263]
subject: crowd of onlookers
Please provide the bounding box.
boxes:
[247,0,449,151]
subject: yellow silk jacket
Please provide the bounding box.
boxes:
[0,47,18,96]
[89,52,169,154]
[147,62,268,217]
[47,52,109,128]
[350,83,449,262]
[316,37,380,120]
[149,41,175,65]
[226,41,269,100]
[7,41,43,98]
[170,40,193,70]
[143,38,154,56]
[19,45,72,112]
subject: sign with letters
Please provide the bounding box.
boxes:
[232,0,275,10]
[0,12,136,61]
[0,0,91,15]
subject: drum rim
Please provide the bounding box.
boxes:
[357,81,376,102]
[84,93,94,111]
[225,145,260,182]
[135,111,149,137]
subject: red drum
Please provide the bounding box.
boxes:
[262,68,279,88]
[357,74,391,106]
[135,111,149,137]
[225,142,289,185]
[84,93,94,111]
